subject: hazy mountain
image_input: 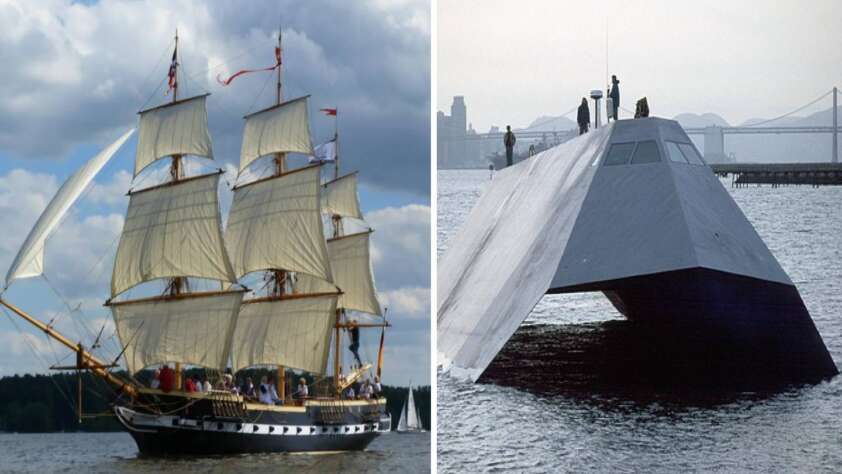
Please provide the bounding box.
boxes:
[524,115,578,131]
[672,113,731,128]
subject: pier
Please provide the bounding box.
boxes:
[710,162,842,187]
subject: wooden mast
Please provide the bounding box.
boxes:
[272,29,288,402]
[167,30,184,389]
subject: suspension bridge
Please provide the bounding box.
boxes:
[443,87,840,184]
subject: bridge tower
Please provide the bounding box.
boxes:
[703,125,729,164]
[833,86,838,164]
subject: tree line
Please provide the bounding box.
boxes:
[0,373,430,433]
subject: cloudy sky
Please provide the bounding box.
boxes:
[438,0,842,131]
[0,0,430,386]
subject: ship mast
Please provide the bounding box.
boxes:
[169,30,186,298]
[271,30,288,300]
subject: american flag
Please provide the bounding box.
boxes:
[167,45,177,93]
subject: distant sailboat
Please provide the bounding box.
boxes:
[396,385,423,432]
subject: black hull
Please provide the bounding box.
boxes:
[128,426,379,455]
[550,268,838,382]
[115,393,391,455]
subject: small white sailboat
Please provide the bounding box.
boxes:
[396,385,423,432]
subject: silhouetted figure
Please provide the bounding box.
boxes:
[577,98,590,135]
[348,321,362,367]
[608,75,620,121]
[634,97,650,118]
[503,125,516,167]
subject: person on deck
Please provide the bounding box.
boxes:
[344,385,355,400]
[184,376,196,393]
[268,376,283,404]
[241,377,256,401]
[258,376,274,404]
[348,321,363,368]
[202,378,212,393]
[608,75,620,122]
[503,125,516,167]
[150,368,161,389]
[577,98,590,135]
[295,378,309,400]
[373,376,383,398]
[159,364,175,392]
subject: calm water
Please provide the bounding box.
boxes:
[437,169,842,473]
[0,431,429,473]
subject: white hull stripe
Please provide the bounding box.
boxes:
[115,406,390,436]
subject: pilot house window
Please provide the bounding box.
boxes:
[603,142,636,166]
[630,140,661,164]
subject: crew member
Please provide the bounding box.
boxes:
[503,125,516,167]
[577,98,590,135]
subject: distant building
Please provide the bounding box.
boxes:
[437,96,467,168]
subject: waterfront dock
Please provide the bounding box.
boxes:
[711,162,842,187]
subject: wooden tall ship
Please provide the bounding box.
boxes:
[0,32,392,454]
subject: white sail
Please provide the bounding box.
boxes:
[110,290,244,374]
[111,172,236,297]
[239,96,314,173]
[5,129,135,288]
[225,165,332,281]
[297,231,381,315]
[135,94,214,177]
[322,173,362,219]
[398,386,421,431]
[230,293,338,373]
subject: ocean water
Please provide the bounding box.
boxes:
[437,169,842,473]
[0,431,429,473]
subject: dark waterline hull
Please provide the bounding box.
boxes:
[114,393,391,455]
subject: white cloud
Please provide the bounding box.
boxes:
[367,204,430,290]
[85,170,131,206]
[379,287,430,320]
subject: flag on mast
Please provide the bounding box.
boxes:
[166,44,178,94]
[217,47,282,86]
[320,108,337,116]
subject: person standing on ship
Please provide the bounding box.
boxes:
[503,125,516,167]
[577,98,590,135]
[608,75,620,122]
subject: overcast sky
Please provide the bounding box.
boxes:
[0,0,430,386]
[438,0,842,131]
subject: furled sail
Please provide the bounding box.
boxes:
[298,231,382,316]
[239,95,314,173]
[110,290,244,374]
[225,165,332,281]
[5,129,134,288]
[322,173,362,219]
[135,94,214,177]
[111,172,236,297]
[230,293,338,373]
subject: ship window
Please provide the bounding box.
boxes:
[678,143,706,165]
[666,141,689,163]
[630,140,661,164]
[603,142,636,166]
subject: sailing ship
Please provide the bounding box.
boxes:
[0,31,393,454]
[396,385,423,432]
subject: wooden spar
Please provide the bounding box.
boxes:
[0,298,137,397]
[335,322,391,329]
[269,29,289,299]
[76,344,83,423]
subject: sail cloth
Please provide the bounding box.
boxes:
[110,291,244,374]
[397,387,420,431]
[135,94,214,177]
[322,173,362,219]
[239,95,314,173]
[5,129,135,288]
[297,231,381,315]
[230,294,338,373]
[111,172,236,297]
[225,165,332,281]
